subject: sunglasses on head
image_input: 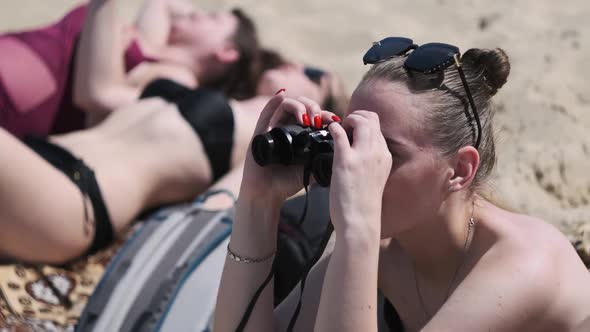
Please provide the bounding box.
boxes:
[363,37,482,149]
[304,66,326,86]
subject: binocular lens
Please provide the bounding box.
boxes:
[251,125,339,187]
[252,133,276,166]
[251,127,303,166]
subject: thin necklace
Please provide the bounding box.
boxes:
[413,201,476,321]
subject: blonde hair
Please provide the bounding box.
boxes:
[361,48,511,194]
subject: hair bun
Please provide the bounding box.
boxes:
[462,48,510,95]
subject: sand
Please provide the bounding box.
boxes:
[1,0,589,251]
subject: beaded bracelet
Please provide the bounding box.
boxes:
[226,244,276,264]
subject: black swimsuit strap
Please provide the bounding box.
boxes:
[23,136,114,256]
[140,79,235,182]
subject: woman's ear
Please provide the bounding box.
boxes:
[447,146,480,192]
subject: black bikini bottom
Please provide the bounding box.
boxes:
[140,79,235,182]
[383,297,405,331]
[23,136,114,256]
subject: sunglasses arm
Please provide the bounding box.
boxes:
[453,55,482,149]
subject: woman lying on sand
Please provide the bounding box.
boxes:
[0,0,260,137]
[214,37,590,332]
[0,47,347,265]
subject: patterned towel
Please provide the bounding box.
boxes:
[0,228,135,332]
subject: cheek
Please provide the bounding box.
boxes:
[380,158,445,235]
[382,162,426,210]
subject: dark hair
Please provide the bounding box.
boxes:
[361,48,511,193]
[259,48,286,71]
[208,8,264,100]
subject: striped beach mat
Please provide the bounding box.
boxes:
[76,190,234,332]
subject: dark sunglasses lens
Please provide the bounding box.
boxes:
[363,37,415,64]
[304,66,326,85]
[404,43,460,74]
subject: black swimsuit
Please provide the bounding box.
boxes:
[140,79,235,182]
[383,297,405,331]
[22,136,113,256]
[21,79,236,256]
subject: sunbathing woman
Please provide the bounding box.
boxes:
[0,0,260,137]
[0,47,346,266]
[214,38,590,331]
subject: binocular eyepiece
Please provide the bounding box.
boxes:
[251,125,337,187]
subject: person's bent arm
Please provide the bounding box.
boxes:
[74,0,140,115]
[209,163,337,332]
[314,227,381,331]
[214,93,287,332]
[207,164,281,331]
[314,111,391,331]
[214,194,282,332]
[214,93,339,331]
[135,0,195,47]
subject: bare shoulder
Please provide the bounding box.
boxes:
[479,202,578,266]
[505,212,590,328]
[457,205,590,330]
[489,208,585,278]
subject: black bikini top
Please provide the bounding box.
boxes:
[140,79,235,182]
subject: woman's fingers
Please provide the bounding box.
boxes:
[328,122,351,160]
[268,98,308,129]
[253,92,286,135]
[323,111,340,125]
[342,111,385,149]
[341,112,371,149]
[295,96,342,128]
[256,93,341,138]
[295,96,324,129]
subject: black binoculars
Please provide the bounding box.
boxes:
[251,125,337,187]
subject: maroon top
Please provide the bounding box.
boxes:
[0,5,156,138]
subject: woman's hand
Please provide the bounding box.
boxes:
[219,92,341,332]
[327,110,392,240]
[239,92,338,205]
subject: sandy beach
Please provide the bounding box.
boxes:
[1,0,589,247]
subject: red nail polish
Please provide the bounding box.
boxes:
[331,115,341,122]
[274,88,286,95]
[302,114,311,127]
[314,116,322,129]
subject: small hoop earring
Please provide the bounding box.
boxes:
[448,185,455,192]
